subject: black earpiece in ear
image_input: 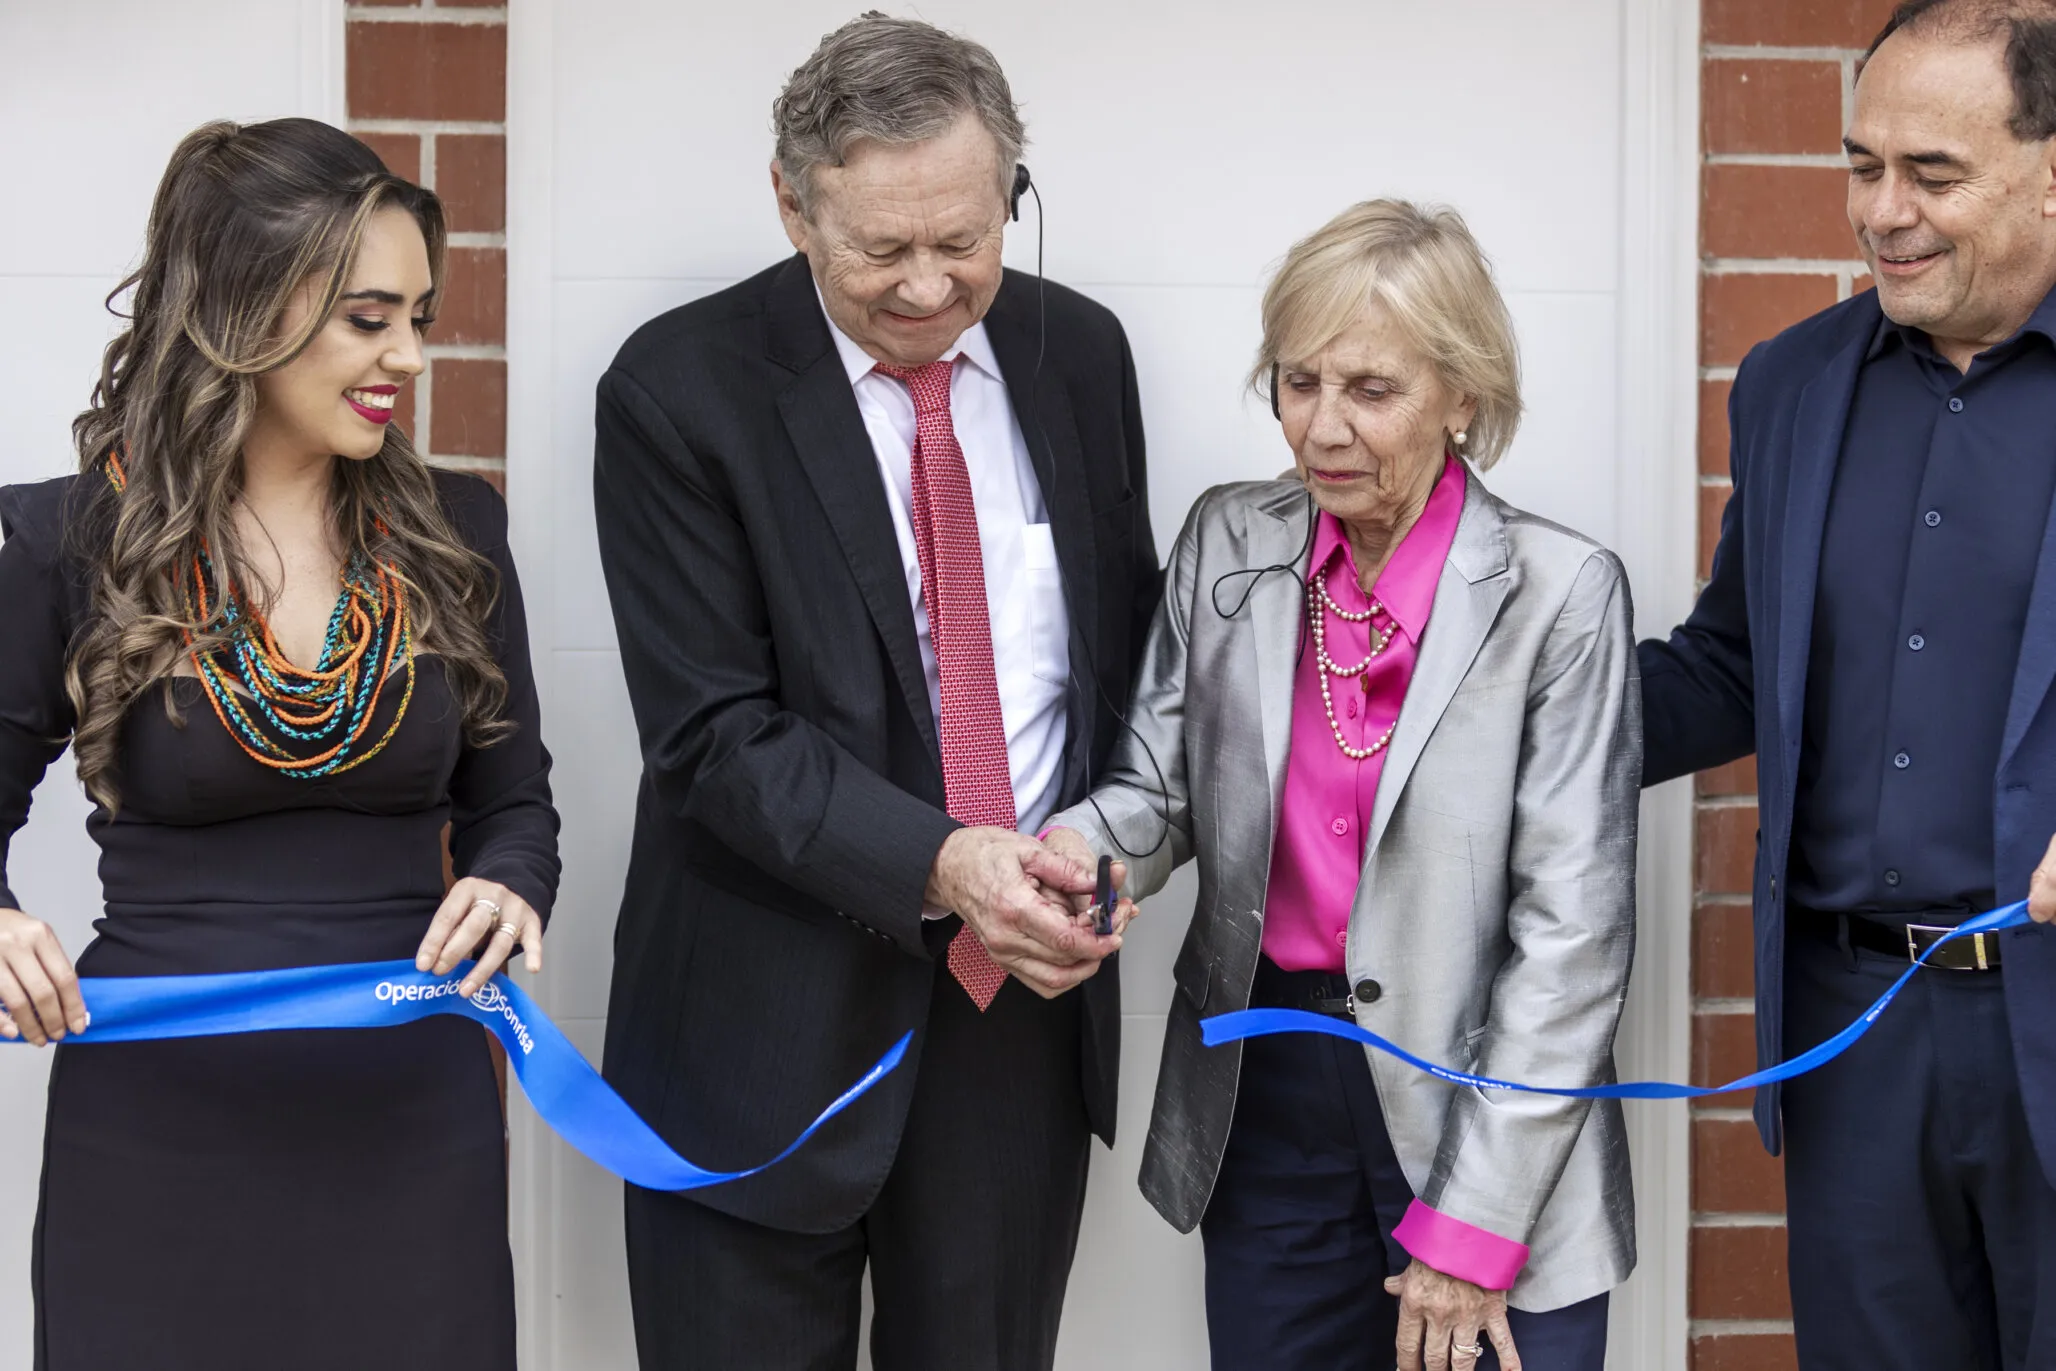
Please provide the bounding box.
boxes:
[1270,363,1282,420]
[1011,164,1032,223]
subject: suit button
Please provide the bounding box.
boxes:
[1354,979,1382,1003]
[1332,817,1350,836]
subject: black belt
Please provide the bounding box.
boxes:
[1248,955,1383,1018]
[1800,908,2003,972]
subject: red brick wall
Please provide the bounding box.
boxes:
[1691,2,1895,1368]
[345,1,508,491]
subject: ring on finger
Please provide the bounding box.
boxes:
[468,897,503,921]
[493,919,522,942]
[1452,1342,1484,1357]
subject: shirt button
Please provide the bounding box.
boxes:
[1354,979,1383,1004]
[1926,510,1943,528]
[1909,634,1925,651]
[1335,930,1348,949]
[1347,698,1359,718]
[1331,817,1350,837]
[1886,869,1902,887]
[1894,751,1911,769]
[1949,396,1965,413]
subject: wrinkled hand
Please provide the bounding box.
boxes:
[926,827,1120,998]
[1386,1260,1520,1371]
[415,878,545,998]
[2028,832,2056,923]
[1041,827,1141,937]
[0,907,87,1046]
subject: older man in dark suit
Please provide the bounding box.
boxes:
[1642,3,2056,1366]
[591,14,1158,1370]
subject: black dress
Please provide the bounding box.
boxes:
[0,471,559,1371]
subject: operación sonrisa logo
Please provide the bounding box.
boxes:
[374,976,536,1056]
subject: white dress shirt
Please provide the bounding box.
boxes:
[819,298,1071,835]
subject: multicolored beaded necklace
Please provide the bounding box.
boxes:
[105,451,417,779]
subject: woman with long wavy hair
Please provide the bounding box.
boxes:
[0,118,558,1370]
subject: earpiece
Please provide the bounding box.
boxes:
[1010,163,1032,223]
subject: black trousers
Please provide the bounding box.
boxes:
[623,957,1092,1371]
[1783,926,2056,1370]
[1201,961,1609,1371]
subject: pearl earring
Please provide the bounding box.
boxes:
[1453,430,1469,447]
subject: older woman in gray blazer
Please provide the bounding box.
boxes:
[1044,200,1638,1371]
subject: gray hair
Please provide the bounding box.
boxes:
[772,12,1025,216]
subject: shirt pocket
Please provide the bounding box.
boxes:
[1021,523,1070,686]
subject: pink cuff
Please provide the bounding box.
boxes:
[1392,1199,1530,1291]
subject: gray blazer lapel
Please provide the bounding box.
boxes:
[1247,488,1315,819]
[1367,475,1512,857]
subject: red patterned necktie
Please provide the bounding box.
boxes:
[874,359,1014,1011]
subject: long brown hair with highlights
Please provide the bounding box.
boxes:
[67,117,510,808]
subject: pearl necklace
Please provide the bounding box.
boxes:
[1308,564,1398,760]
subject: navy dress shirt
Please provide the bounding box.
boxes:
[1790,289,2056,918]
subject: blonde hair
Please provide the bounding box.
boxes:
[1251,199,1523,469]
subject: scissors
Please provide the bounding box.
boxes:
[1091,855,1115,937]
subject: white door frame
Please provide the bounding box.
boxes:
[499,2,1704,1364]
[1608,0,1703,1367]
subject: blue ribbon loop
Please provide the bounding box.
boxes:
[6,959,910,1191]
[1199,900,2033,1099]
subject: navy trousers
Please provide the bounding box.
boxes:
[1200,989,1609,1371]
[1782,926,2056,1370]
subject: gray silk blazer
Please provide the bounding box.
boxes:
[1047,475,1640,1312]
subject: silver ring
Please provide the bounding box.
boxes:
[468,898,502,921]
[1452,1343,1484,1358]
[494,919,522,942]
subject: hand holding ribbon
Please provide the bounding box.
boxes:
[0,906,86,1046]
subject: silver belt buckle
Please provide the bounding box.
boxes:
[1907,922,1989,971]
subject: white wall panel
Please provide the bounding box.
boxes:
[509,1,1698,1366]
[0,4,340,1364]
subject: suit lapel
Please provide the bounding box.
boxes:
[2002,495,2056,770]
[768,258,941,764]
[1366,475,1511,859]
[1772,331,1867,778]
[1248,489,1315,832]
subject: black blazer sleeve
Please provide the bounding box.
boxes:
[592,366,956,959]
[1638,351,1759,785]
[439,472,562,925]
[0,481,82,914]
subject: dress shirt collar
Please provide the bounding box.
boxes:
[1867,278,2056,365]
[1305,455,1467,645]
[815,282,1005,388]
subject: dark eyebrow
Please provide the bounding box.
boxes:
[1842,136,1969,171]
[340,288,435,306]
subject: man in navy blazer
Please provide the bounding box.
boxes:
[1642,3,2056,1366]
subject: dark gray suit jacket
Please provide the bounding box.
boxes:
[593,255,1159,1231]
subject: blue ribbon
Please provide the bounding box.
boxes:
[1199,900,2033,1099]
[5,959,909,1191]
